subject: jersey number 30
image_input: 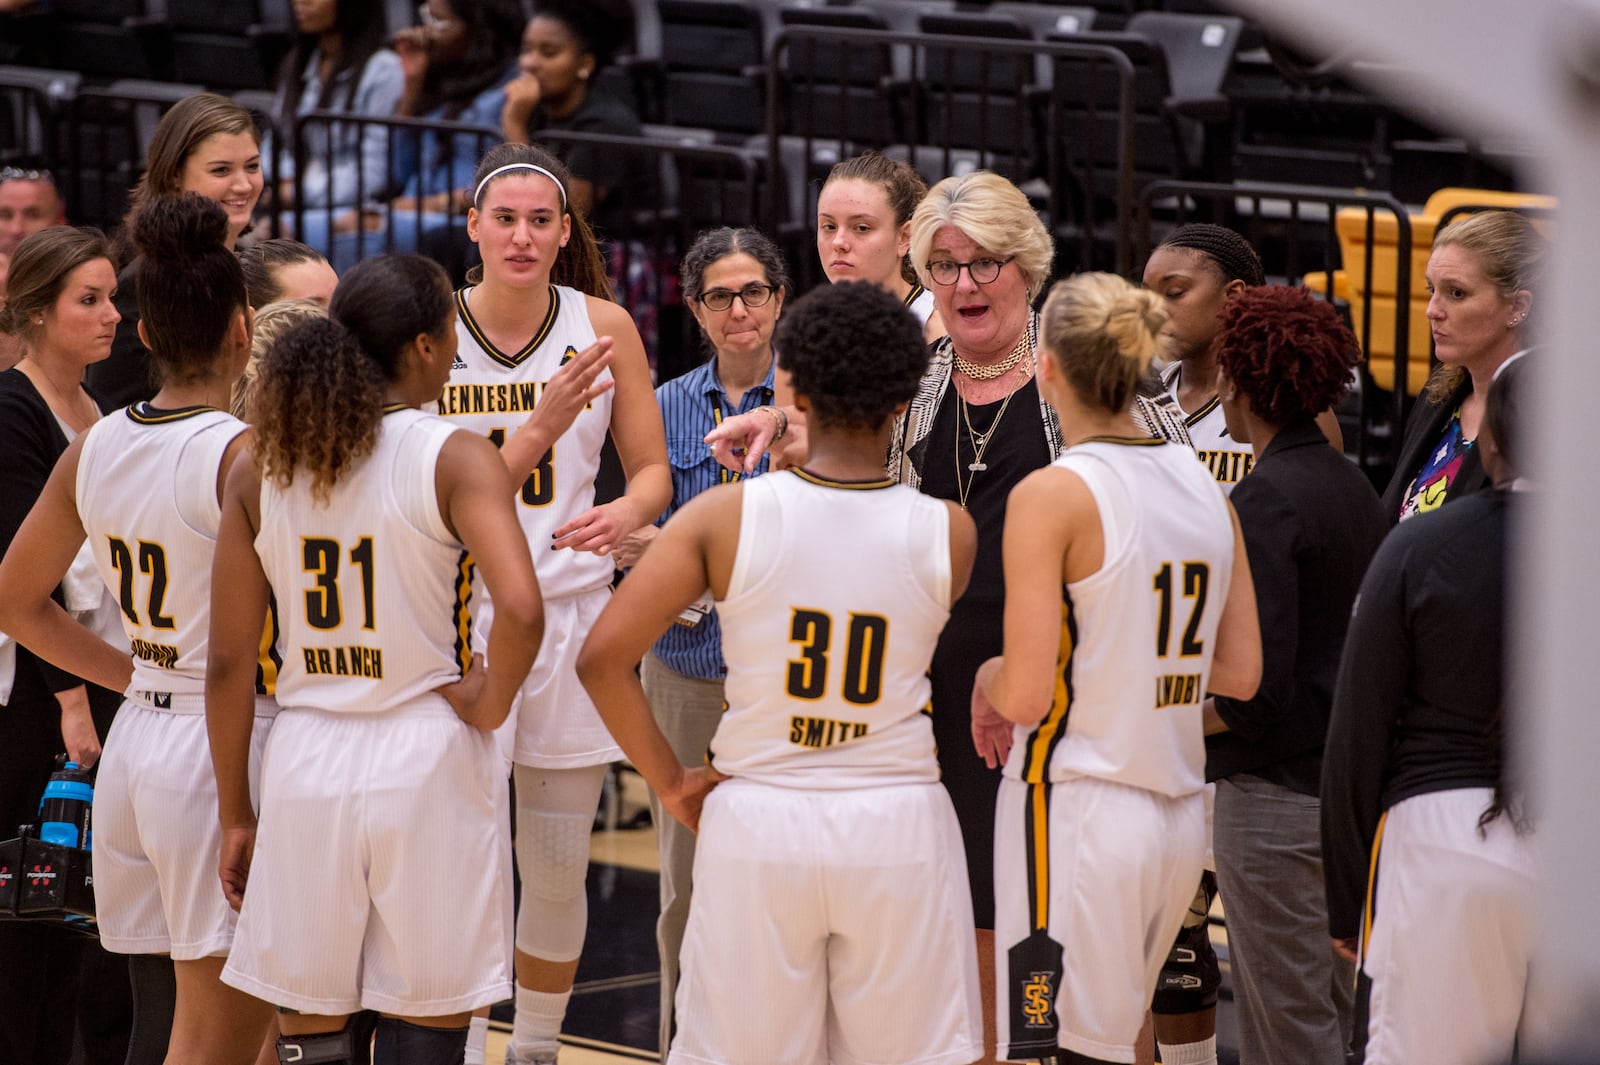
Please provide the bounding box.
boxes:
[786,608,888,705]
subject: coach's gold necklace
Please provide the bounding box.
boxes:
[953,333,1030,381]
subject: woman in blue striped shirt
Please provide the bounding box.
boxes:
[612,226,789,1057]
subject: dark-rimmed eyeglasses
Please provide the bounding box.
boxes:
[697,283,777,312]
[926,256,1015,286]
[0,167,54,184]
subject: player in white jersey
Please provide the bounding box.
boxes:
[434,141,670,1065]
[1143,223,1267,498]
[579,280,982,1065]
[1141,223,1311,1065]
[0,194,275,1064]
[207,255,543,1065]
[973,273,1261,1065]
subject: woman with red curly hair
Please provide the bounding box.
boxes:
[1204,284,1387,1065]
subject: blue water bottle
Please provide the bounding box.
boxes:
[37,761,93,850]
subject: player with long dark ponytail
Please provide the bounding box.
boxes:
[0,191,271,1064]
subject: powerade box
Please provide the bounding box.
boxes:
[0,759,98,927]
[15,837,95,918]
[0,835,20,914]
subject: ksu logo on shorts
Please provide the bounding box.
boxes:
[1021,971,1055,1027]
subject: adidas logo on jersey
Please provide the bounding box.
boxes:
[451,355,468,369]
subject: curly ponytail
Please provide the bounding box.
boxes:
[253,254,453,500]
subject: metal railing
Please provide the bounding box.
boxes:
[270,110,764,380]
[768,26,1140,274]
[1137,179,1414,475]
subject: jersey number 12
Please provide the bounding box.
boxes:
[1153,561,1209,658]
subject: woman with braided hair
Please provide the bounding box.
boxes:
[1140,226,1344,1065]
[1205,285,1387,1065]
[1142,223,1342,495]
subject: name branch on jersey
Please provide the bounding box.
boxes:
[301,645,384,678]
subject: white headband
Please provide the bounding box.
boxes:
[473,163,568,211]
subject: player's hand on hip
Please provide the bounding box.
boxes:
[662,765,729,834]
[218,823,257,911]
[436,652,490,727]
[1332,936,1359,964]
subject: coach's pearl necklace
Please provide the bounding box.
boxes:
[953,333,1030,381]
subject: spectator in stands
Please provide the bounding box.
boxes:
[499,0,649,237]
[1324,353,1541,1065]
[1,166,67,370]
[817,151,944,340]
[314,0,523,270]
[610,226,788,1059]
[89,93,264,409]
[265,0,403,239]
[1205,285,1385,1065]
[239,238,337,308]
[0,165,65,284]
[1381,209,1544,523]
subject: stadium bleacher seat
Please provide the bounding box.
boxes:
[916,11,1041,181]
[776,7,903,145]
[1304,187,1557,396]
[162,0,292,92]
[657,0,770,138]
[33,0,165,81]
[0,66,79,171]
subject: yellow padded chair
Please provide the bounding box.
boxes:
[1304,187,1556,395]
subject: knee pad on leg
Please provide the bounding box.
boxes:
[514,806,592,960]
[1151,919,1221,1015]
[276,1028,357,1065]
[1152,872,1219,1015]
[373,1017,469,1065]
